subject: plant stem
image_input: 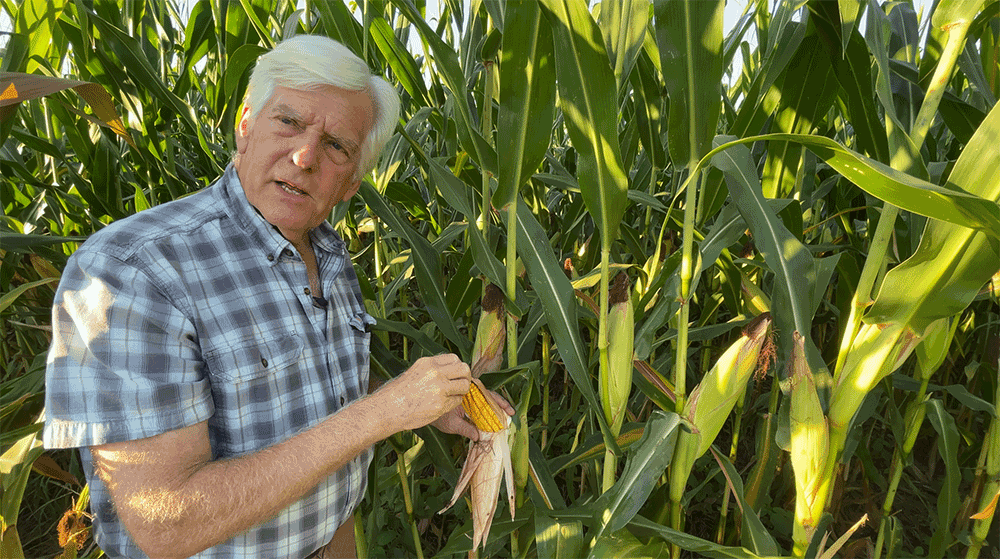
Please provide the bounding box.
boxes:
[875,376,931,559]
[541,329,550,450]
[828,15,975,517]
[599,245,618,493]
[396,450,424,559]
[717,394,745,545]
[676,169,699,416]
[966,377,1000,559]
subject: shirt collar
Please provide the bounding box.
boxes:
[218,164,347,262]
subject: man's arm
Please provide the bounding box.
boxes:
[91,354,471,559]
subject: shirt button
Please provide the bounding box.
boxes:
[266,254,274,262]
[340,396,346,405]
[304,287,311,296]
[261,357,268,367]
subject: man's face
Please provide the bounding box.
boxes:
[235,85,374,246]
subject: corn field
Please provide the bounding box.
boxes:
[2,0,999,557]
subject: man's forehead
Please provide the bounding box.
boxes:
[267,86,373,132]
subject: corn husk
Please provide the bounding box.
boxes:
[788,332,830,555]
[830,321,920,432]
[471,284,505,378]
[441,382,514,551]
[684,313,772,457]
[601,272,633,435]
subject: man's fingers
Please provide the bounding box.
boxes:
[487,389,515,416]
[447,377,471,396]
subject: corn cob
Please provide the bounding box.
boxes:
[462,378,505,433]
[471,283,505,378]
[601,272,634,435]
[788,332,830,557]
[684,312,772,457]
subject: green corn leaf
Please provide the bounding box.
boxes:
[627,514,779,559]
[865,103,1000,333]
[514,199,622,455]
[703,132,1000,236]
[710,449,779,556]
[528,435,567,510]
[838,0,863,55]
[358,183,470,354]
[591,411,680,539]
[369,15,431,108]
[0,278,59,313]
[629,50,666,169]
[927,398,961,557]
[86,10,218,168]
[535,513,585,559]
[496,0,556,208]
[399,130,510,302]
[710,138,821,338]
[313,1,363,55]
[222,44,267,115]
[590,527,672,559]
[538,0,629,248]
[760,34,839,198]
[654,0,725,167]
[389,0,497,175]
[597,0,649,93]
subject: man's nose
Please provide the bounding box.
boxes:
[292,139,318,170]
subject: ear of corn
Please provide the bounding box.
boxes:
[788,331,831,557]
[471,283,505,378]
[685,312,772,457]
[830,321,920,432]
[462,378,505,433]
[601,272,634,435]
[442,379,514,551]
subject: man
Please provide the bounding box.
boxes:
[44,35,508,558]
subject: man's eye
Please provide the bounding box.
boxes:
[279,117,296,126]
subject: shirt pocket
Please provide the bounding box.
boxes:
[204,333,304,383]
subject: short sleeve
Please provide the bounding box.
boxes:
[43,248,214,449]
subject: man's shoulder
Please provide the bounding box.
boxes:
[77,181,227,261]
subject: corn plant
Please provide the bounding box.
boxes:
[3,0,1000,557]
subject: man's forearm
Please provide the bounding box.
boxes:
[100,394,395,559]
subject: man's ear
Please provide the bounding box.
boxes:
[235,106,252,155]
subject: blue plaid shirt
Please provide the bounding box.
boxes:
[44,164,375,558]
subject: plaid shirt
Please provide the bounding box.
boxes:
[44,164,375,558]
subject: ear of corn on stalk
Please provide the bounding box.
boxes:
[788,331,830,557]
[441,378,514,551]
[669,313,773,537]
[471,283,505,378]
[830,321,920,433]
[601,272,634,436]
[684,312,773,457]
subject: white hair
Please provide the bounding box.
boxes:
[242,35,401,181]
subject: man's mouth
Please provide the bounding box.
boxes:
[277,180,308,197]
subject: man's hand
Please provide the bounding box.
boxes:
[431,387,515,441]
[372,354,473,433]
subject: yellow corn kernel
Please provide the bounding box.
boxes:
[463,380,504,432]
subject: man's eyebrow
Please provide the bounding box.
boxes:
[269,103,302,119]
